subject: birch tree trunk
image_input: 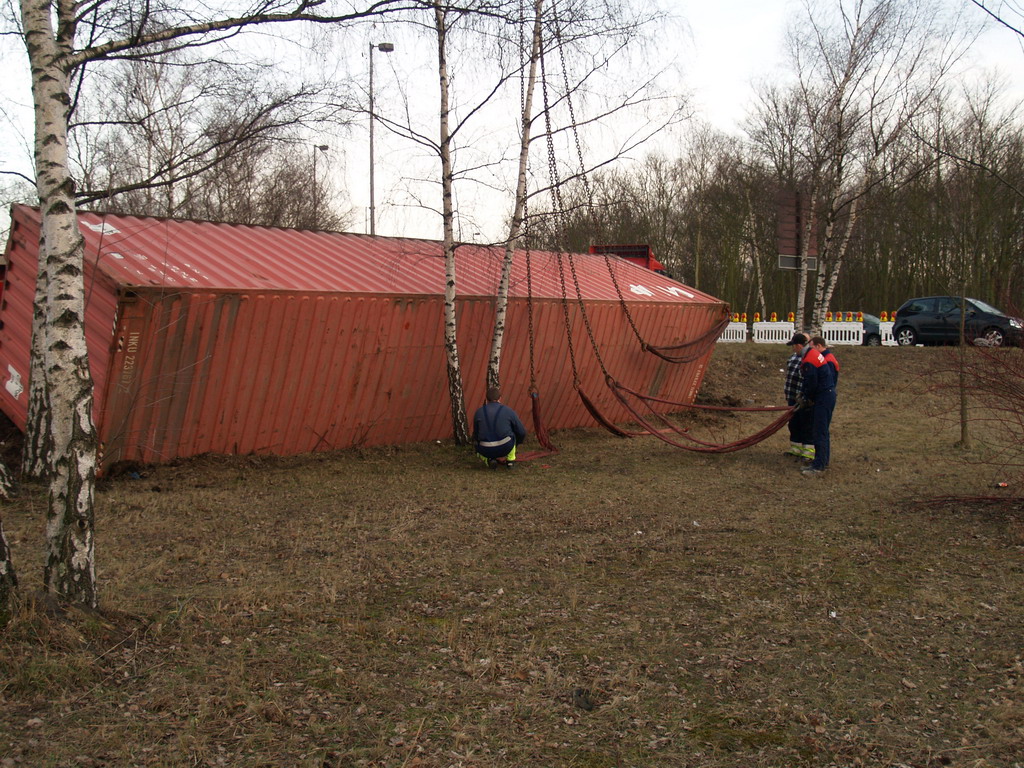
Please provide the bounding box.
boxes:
[744,202,767,317]
[814,193,861,326]
[434,1,470,444]
[22,0,98,607]
[487,0,543,390]
[0,455,16,625]
[795,185,817,331]
[22,250,50,479]
[0,511,16,626]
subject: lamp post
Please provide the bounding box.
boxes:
[369,41,394,236]
[312,144,329,227]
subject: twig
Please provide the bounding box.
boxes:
[399,717,427,768]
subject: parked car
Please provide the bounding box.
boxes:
[892,296,1023,347]
[835,311,883,346]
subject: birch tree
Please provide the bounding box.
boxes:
[750,0,973,331]
[486,0,542,391]
[432,0,472,443]
[16,0,411,607]
[381,0,676,439]
[0,512,15,626]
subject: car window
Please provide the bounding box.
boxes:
[936,298,959,314]
[904,299,934,313]
[969,299,1004,315]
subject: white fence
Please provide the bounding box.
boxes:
[716,320,888,345]
[821,321,863,346]
[717,322,748,343]
[717,317,896,345]
[880,321,896,346]
[751,321,796,344]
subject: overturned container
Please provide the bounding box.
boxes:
[0,206,728,469]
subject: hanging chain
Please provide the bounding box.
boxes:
[556,253,581,385]
[525,207,539,390]
[539,32,609,382]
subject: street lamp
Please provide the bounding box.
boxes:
[369,41,395,236]
[312,144,329,227]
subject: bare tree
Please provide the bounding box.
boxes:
[486,0,543,391]
[68,52,355,228]
[382,0,680,441]
[749,0,974,331]
[432,0,473,443]
[15,0,412,608]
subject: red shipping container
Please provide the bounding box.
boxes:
[1,206,728,468]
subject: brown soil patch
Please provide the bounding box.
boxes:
[2,344,1022,767]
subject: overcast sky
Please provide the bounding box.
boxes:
[2,0,1023,241]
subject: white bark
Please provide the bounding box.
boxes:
[434,1,470,444]
[1,457,19,625]
[795,184,817,331]
[0,512,16,626]
[22,259,49,479]
[22,0,98,607]
[814,192,861,326]
[487,0,543,390]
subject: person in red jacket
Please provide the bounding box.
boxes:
[813,336,840,385]
[799,336,837,475]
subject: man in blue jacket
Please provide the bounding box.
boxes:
[800,336,837,476]
[473,387,527,469]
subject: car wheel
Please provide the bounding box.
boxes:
[864,334,882,347]
[895,327,917,346]
[980,327,1005,347]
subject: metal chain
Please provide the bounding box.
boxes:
[540,34,608,382]
[601,252,647,347]
[525,204,538,389]
[549,1,645,353]
[556,251,580,385]
[565,251,609,379]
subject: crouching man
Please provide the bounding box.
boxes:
[473,387,527,469]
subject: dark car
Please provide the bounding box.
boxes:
[835,311,883,346]
[892,296,1023,347]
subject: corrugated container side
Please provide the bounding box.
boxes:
[2,206,729,469]
[97,286,723,466]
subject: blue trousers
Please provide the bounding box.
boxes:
[810,388,836,470]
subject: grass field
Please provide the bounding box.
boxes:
[1,343,1022,767]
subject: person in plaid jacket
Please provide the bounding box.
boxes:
[783,333,814,460]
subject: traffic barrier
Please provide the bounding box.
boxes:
[880,321,896,346]
[821,321,863,345]
[718,321,748,343]
[752,321,796,344]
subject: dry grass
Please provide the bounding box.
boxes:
[2,344,1023,767]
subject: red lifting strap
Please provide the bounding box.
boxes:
[575,375,796,453]
[530,389,557,452]
[576,384,644,438]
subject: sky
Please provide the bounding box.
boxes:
[675,0,793,132]
[342,0,1024,241]
[2,0,1023,241]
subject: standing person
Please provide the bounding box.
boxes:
[800,336,837,476]
[472,387,527,469]
[783,333,815,460]
[813,336,840,385]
